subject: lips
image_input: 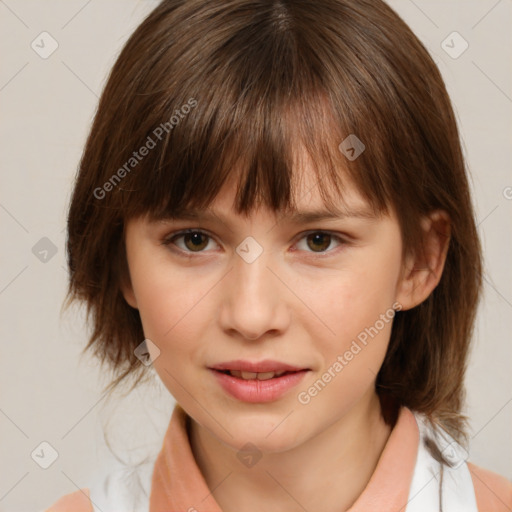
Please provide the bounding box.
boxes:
[210,359,307,373]
[209,359,310,402]
[221,370,287,380]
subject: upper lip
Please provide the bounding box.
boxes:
[209,359,308,373]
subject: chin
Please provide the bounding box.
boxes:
[214,414,307,453]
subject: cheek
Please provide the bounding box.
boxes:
[314,245,401,367]
[129,252,216,370]
[132,266,203,400]
[295,262,399,424]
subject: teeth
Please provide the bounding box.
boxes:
[241,371,258,380]
[227,370,288,380]
[257,372,275,380]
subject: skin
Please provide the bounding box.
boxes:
[121,161,451,512]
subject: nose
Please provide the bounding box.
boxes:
[218,244,290,342]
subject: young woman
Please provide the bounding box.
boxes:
[46,0,512,510]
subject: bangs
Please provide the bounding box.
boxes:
[114,92,391,227]
[103,1,396,224]
[120,89,388,223]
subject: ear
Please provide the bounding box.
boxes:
[119,250,138,309]
[395,210,451,311]
[120,276,138,309]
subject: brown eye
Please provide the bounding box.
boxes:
[294,231,346,256]
[306,232,332,252]
[182,232,209,251]
[163,230,215,253]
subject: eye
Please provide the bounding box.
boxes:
[294,231,346,255]
[162,229,218,254]
[161,229,348,257]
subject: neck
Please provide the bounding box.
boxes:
[188,390,395,512]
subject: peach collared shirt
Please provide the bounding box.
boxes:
[45,404,512,512]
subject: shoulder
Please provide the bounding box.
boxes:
[411,410,512,511]
[43,488,93,512]
[467,461,512,512]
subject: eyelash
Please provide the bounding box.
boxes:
[161,229,349,258]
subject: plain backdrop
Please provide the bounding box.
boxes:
[0,1,511,511]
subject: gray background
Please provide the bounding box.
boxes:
[0,1,511,510]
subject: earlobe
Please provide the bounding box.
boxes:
[396,210,451,311]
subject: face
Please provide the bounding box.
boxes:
[122,164,414,454]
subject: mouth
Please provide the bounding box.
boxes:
[210,359,308,373]
[208,360,310,403]
[214,369,294,380]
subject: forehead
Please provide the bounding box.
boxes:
[245,173,365,213]
[161,152,380,225]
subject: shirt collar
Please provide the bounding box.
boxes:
[149,403,420,512]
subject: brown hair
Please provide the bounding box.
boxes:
[65,0,482,461]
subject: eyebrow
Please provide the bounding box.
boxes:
[280,207,378,223]
[155,206,378,225]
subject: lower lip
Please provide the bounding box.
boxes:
[210,369,309,403]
